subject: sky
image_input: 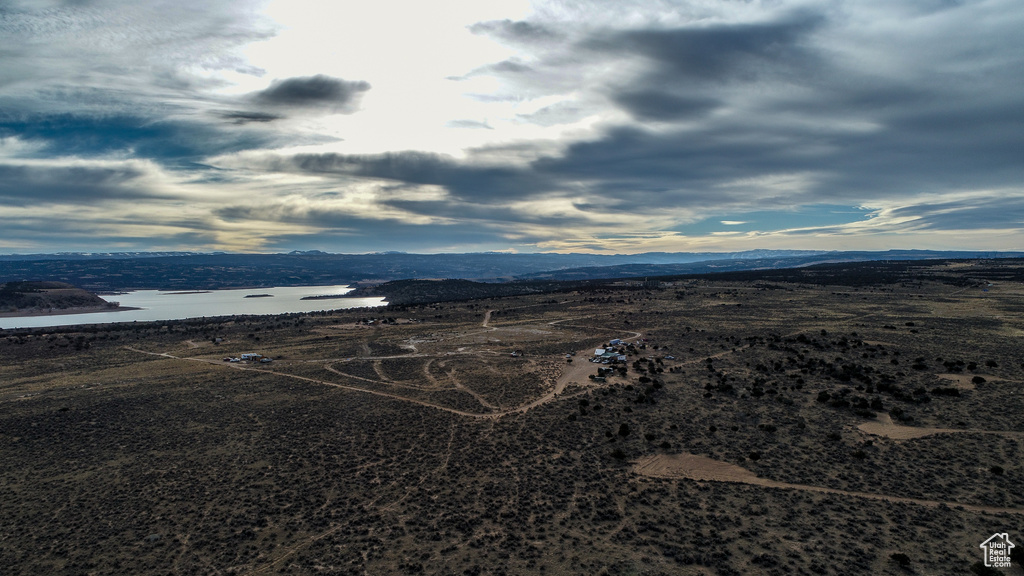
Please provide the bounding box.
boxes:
[0,0,1021,254]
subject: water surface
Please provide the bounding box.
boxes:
[0,285,385,329]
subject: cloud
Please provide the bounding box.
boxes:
[514,102,588,127]
[220,111,284,124]
[0,0,1022,254]
[251,75,371,112]
[445,119,493,130]
[0,0,274,97]
[275,151,553,204]
[0,114,285,164]
[611,90,719,121]
[588,12,824,82]
[0,162,159,206]
[468,19,562,44]
[879,194,1024,232]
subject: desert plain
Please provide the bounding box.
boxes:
[1,260,1023,575]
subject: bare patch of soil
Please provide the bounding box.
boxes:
[635,453,1024,515]
[858,412,1024,440]
[635,452,760,483]
[936,372,1002,389]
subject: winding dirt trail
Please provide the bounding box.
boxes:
[123,312,638,420]
[124,303,673,422]
[127,347,496,418]
[635,453,1024,515]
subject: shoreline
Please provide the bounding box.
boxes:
[0,305,141,319]
[299,294,351,300]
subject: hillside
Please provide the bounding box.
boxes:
[348,258,1021,306]
[1,250,1022,291]
[0,281,117,315]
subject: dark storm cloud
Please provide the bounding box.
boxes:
[467,11,830,124]
[251,75,371,111]
[220,111,284,124]
[529,125,802,201]
[280,151,552,203]
[805,99,1024,197]
[0,114,283,164]
[611,90,719,120]
[586,11,824,82]
[533,113,1023,208]
[0,163,164,206]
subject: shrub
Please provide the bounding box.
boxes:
[890,553,911,568]
[971,562,1001,576]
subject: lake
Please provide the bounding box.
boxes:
[0,285,386,330]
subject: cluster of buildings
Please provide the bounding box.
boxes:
[223,353,273,363]
[591,338,633,364]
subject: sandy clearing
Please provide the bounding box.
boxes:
[635,453,1024,515]
[935,372,1008,389]
[636,452,760,484]
[857,413,960,439]
[556,355,597,389]
[857,413,1024,440]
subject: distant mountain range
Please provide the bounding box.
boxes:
[0,250,1021,291]
[0,252,217,261]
